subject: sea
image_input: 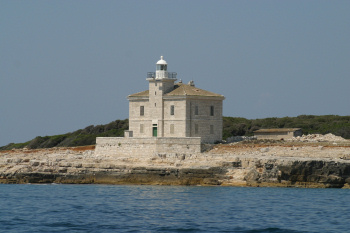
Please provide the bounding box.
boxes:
[0,184,349,233]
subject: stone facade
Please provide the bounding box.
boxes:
[128,95,223,143]
[254,128,302,140]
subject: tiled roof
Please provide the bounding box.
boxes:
[128,83,224,98]
[166,84,224,97]
[254,128,301,133]
[128,90,149,97]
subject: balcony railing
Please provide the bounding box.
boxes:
[168,72,177,79]
[147,72,155,78]
[147,72,177,79]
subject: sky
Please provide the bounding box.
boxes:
[1,0,350,146]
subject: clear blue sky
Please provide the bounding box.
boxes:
[1,1,350,146]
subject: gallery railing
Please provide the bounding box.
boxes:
[147,72,177,79]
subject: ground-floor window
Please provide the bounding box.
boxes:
[140,124,144,134]
[170,124,174,134]
[195,124,199,134]
[210,125,214,134]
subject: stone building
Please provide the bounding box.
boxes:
[95,56,225,156]
[127,56,225,144]
[254,128,302,140]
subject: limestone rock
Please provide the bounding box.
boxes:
[1,145,350,188]
[289,133,347,142]
[30,161,40,166]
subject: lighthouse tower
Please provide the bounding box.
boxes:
[146,56,177,137]
[148,56,177,94]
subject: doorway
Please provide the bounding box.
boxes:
[152,124,157,137]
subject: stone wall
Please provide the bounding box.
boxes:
[128,99,152,137]
[128,96,223,143]
[163,99,187,137]
[95,137,201,157]
[255,132,289,140]
[186,98,223,143]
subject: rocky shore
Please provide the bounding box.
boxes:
[1,141,350,188]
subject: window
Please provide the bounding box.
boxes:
[210,106,214,116]
[210,125,214,134]
[195,105,199,115]
[170,105,174,115]
[140,124,144,134]
[195,124,199,134]
[170,124,174,134]
[157,64,167,71]
[140,106,144,116]
[155,91,156,95]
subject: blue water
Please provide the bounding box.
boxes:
[0,185,350,233]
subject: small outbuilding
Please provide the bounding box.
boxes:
[253,128,302,140]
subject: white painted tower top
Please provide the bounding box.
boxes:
[146,55,176,80]
[156,56,167,65]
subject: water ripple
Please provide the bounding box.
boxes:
[0,184,349,232]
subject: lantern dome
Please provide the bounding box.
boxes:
[156,56,167,65]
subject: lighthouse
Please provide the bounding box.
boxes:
[95,55,224,157]
[127,55,224,143]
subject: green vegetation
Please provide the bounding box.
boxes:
[223,115,350,140]
[0,119,128,150]
[1,115,350,150]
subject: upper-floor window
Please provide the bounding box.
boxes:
[210,106,214,116]
[170,105,175,115]
[140,106,144,116]
[195,106,199,115]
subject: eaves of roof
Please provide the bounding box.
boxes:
[128,83,224,99]
[254,128,302,133]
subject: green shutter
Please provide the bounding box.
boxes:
[153,127,158,137]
